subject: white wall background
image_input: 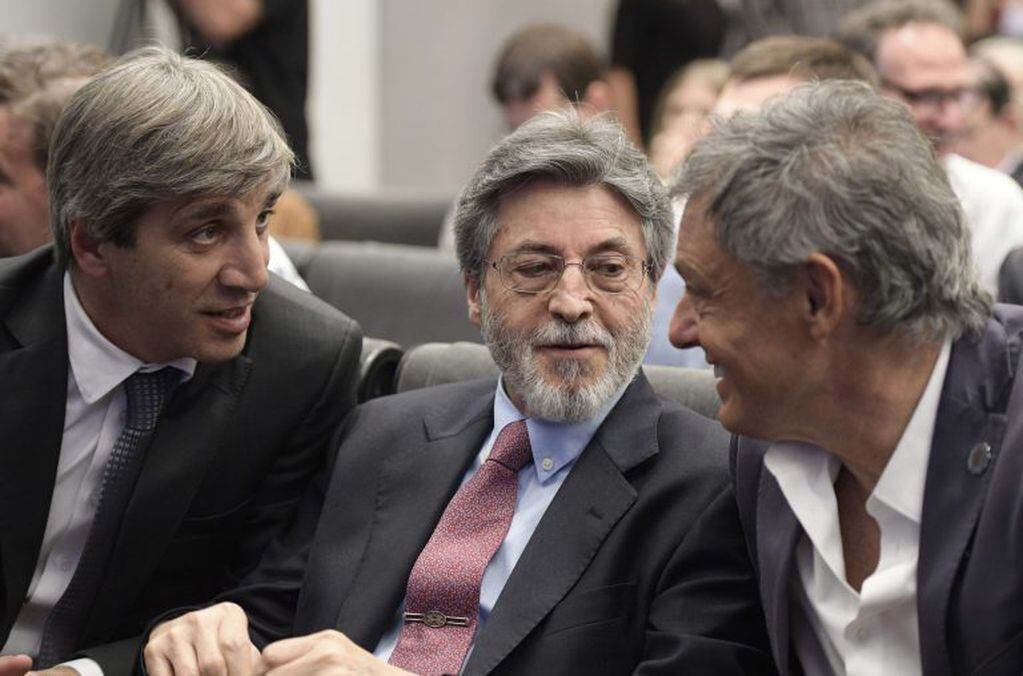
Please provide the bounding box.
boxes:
[0,0,617,195]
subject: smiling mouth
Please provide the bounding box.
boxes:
[202,304,253,333]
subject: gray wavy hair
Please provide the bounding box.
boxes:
[674,79,991,340]
[48,45,294,265]
[454,109,675,283]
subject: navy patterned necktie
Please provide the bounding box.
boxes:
[37,367,180,667]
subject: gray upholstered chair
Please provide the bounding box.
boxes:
[292,183,452,246]
[999,246,1023,305]
[395,341,721,420]
[358,337,404,402]
[284,241,480,350]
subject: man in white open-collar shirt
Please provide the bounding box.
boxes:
[670,79,1023,675]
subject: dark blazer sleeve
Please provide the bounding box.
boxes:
[226,315,362,582]
[640,480,778,674]
[81,286,363,674]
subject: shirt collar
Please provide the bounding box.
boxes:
[492,375,628,484]
[64,271,196,404]
[766,340,951,530]
[871,340,952,523]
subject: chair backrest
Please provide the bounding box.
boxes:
[396,342,721,420]
[292,241,480,350]
[358,336,404,402]
[293,183,451,247]
[1000,245,1023,304]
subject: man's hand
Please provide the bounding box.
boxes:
[144,602,259,676]
[256,631,411,675]
[0,655,32,676]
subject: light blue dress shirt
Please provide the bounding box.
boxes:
[373,377,627,665]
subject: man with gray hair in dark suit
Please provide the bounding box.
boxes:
[0,46,361,675]
[671,78,1023,674]
[142,109,776,676]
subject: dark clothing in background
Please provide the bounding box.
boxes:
[611,0,727,145]
[179,0,313,180]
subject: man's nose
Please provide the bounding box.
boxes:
[547,263,594,323]
[668,292,700,348]
[219,230,269,292]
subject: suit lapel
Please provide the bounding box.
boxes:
[333,388,494,648]
[755,468,801,675]
[0,261,67,636]
[85,356,253,633]
[463,375,660,676]
[917,319,1014,676]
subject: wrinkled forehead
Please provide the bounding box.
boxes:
[877,22,968,87]
[491,180,646,257]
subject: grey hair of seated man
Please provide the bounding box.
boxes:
[453,109,675,283]
[48,45,294,266]
[674,79,991,341]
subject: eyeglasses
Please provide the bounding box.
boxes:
[485,252,650,294]
[880,78,981,114]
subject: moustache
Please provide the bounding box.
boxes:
[529,320,614,350]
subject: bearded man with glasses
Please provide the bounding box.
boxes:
[141,110,777,676]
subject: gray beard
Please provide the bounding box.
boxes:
[480,290,652,422]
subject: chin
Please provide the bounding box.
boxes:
[193,335,248,363]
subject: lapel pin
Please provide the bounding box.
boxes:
[966,442,992,476]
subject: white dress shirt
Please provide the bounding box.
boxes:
[764,341,951,676]
[2,273,194,675]
[372,377,626,670]
[945,153,1023,297]
[266,235,309,291]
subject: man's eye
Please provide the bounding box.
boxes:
[190,225,219,244]
[587,257,628,277]
[511,259,558,278]
[256,210,275,233]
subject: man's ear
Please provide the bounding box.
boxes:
[69,220,108,277]
[801,253,846,341]
[465,272,482,328]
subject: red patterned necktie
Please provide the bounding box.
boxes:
[388,419,533,675]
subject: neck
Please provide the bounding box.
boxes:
[69,267,145,362]
[795,331,943,492]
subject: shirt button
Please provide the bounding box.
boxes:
[541,457,554,471]
[58,556,74,572]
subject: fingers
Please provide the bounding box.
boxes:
[257,632,410,676]
[144,602,256,676]
[0,655,32,676]
[258,632,330,671]
[258,631,351,675]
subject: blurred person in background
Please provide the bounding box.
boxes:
[838,0,1023,297]
[0,40,112,258]
[608,0,728,147]
[0,37,311,287]
[950,57,1023,184]
[647,59,730,181]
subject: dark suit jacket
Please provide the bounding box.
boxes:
[732,306,1023,676]
[0,247,362,673]
[221,374,777,674]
